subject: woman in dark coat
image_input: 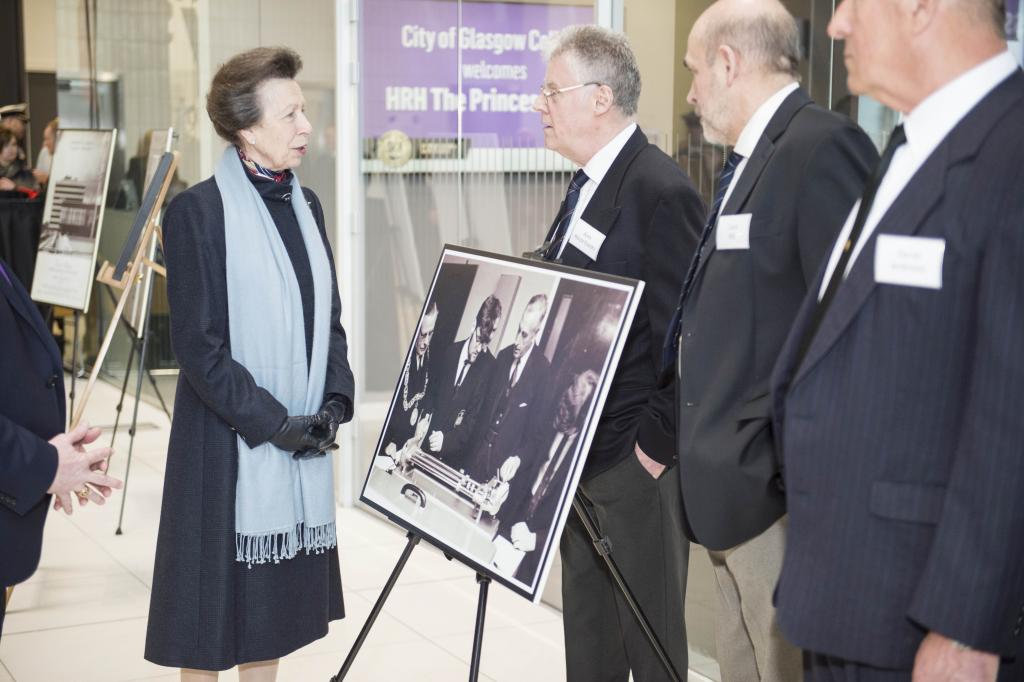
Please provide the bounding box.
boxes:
[145,47,354,681]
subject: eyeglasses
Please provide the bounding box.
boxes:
[539,81,603,102]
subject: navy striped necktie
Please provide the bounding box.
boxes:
[661,150,744,369]
[543,169,590,260]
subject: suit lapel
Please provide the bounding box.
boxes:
[0,269,60,371]
[791,72,1024,385]
[691,89,812,284]
[559,127,648,269]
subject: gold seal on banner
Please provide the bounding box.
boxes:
[377,130,414,168]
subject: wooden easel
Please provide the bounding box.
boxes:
[69,151,177,430]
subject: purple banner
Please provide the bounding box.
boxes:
[361,0,593,147]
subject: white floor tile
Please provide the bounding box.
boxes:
[286,639,497,682]
[0,617,166,682]
[433,620,567,682]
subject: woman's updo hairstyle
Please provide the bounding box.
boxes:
[206,47,303,146]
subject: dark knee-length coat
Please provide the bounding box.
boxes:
[144,175,354,670]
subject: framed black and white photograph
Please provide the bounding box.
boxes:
[30,128,118,312]
[360,246,644,602]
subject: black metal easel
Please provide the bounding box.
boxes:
[331,489,680,682]
[68,309,81,421]
[331,532,493,682]
[109,262,167,535]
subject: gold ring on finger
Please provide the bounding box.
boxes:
[75,488,90,501]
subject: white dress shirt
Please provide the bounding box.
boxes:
[454,337,472,386]
[555,122,638,258]
[720,82,800,209]
[818,51,1019,299]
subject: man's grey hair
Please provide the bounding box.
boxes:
[960,0,1006,36]
[525,293,549,317]
[545,25,642,117]
[703,10,801,79]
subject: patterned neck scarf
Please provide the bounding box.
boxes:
[237,146,291,183]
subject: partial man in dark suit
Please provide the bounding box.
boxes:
[664,1,878,679]
[472,294,550,484]
[424,295,502,474]
[498,369,599,584]
[382,302,437,453]
[769,0,1024,679]
[0,257,122,637]
[532,25,704,681]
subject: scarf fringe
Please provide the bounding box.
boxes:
[235,521,337,568]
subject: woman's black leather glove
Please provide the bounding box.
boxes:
[293,399,349,460]
[270,414,324,453]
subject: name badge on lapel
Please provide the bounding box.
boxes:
[715,214,752,250]
[568,219,606,260]
[874,234,945,290]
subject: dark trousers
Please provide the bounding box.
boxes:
[805,649,1023,682]
[804,652,909,682]
[560,452,689,682]
[1,587,6,641]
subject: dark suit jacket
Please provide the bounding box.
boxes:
[672,88,878,550]
[0,258,64,587]
[770,70,1024,668]
[382,349,431,450]
[554,126,704,478]
[500,418,578,583]
[423,339,494,473]
[472,343,549,481]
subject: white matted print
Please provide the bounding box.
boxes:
[31,128,117,312]
[361,245,644,602]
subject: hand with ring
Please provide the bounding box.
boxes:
[47,422,123,515]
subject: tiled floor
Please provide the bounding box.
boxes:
[1,378,718,681]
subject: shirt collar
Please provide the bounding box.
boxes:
[903,51,1018,158]
[582,122,638,187]
[514,342,534,370]
[458,336,472,366]
[732,82,799,158]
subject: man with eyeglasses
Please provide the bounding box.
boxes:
[531,24,704,682]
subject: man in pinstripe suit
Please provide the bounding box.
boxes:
[769,0,1024,679]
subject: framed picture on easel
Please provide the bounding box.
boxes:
[30,128,117,312]
[360,245,644,603]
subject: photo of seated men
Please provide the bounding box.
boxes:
[365,254,632,597]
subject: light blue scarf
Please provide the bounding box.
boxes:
[215,147,337,565]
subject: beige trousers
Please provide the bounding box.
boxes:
[705,517,801,682]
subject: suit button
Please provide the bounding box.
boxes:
[684,401,695,407]
[45,374,58,388]
[685,332,693,339]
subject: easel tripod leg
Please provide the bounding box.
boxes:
[571,491,683,682]
[468,573,491,682]
[69,309,81,423]
[109,337,137,447]
[115,295,156,536]
[332,532,421,681]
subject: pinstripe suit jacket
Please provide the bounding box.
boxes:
[770,69,1024,668]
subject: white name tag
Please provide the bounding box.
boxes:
[874,234,945,290]
[568,219,606,260]
[715,214,752,250]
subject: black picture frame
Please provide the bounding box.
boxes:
[359,245,644,602]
